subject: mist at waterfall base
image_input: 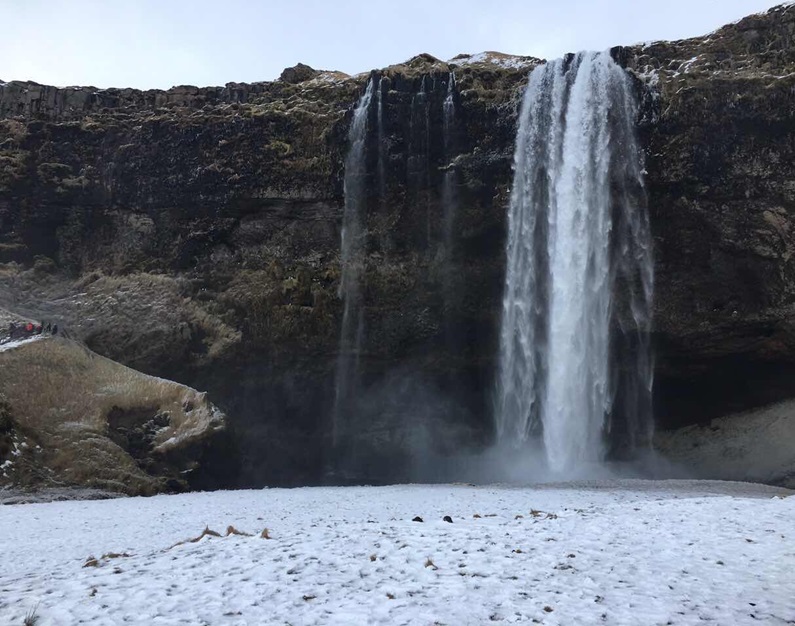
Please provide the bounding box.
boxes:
[329,55,674,486]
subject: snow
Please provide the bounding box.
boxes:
[670,55,702,78]
[450,52,537,71]
[0,335,43,352]
[1,480,793,625]
[633,66,660,87]
[305,71,351,86]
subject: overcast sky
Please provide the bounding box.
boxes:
[0,0,783,90]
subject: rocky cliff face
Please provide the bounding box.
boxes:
[0,4,793,486]
[625,5,795,425]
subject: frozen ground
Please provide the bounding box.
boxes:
[1,480,793,625]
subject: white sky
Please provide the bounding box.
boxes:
[0,0,784,90]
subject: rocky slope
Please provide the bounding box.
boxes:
[0,4,793,485]
[655,400,795,488]
[0,332,233,495]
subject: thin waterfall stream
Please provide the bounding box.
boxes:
[441,71,459,352]
[333,77,375,448]
[495,51,654,472]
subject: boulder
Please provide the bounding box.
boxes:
[279,63,320,84]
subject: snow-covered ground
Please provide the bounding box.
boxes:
[1,480,793,625]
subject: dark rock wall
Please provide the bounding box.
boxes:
[0,4,793,485]
[628,3,795,424]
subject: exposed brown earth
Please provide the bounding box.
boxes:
[0,335,233,494]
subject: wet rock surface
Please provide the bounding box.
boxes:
[0,4,793,486]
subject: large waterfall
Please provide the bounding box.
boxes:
[495,51,654,472]
[333,77,375,446]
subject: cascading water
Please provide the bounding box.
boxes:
[441,72,457,263]
[333,77,375,447]
[495,51,653,472]
[409,76,431,248]
[441,72,459,349]
[376,78,386,204]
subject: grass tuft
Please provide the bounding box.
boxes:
[83,552,131,568]
[23,605,39,626]
[168,526,222,550]
[529,509,558,520]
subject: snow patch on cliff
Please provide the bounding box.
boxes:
[305,70,351,86]
[449,51,539,70]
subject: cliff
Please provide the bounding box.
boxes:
[0,4,793,485]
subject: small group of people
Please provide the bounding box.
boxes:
[3,320,58,341]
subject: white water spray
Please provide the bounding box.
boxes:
[495,52,653,472]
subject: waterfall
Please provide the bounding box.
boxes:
[333,77,375,446]
[441,72,458,349]
[495,51,653,472]
[409,76,431,248]
[376,77,386,204]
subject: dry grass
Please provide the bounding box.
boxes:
[0,337,204,432]
[225,525,252,537]
[0,336,226,493]
[23,605,39,626]
[165,525,265,551]
[529,509,558,520]
[0,119,28,142]
[83,552,131,568]
[72,270,241,362]
[167,526,221,550]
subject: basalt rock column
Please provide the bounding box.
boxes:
[495,52,653,472]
